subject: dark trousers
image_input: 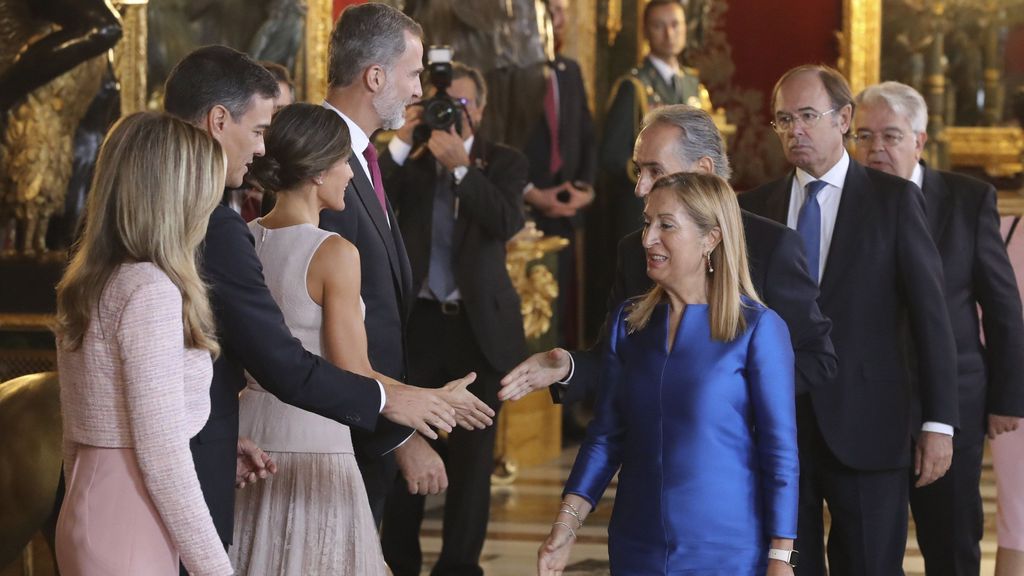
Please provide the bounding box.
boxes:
[356,450,398,527]
[795,395,909,576]
[909,430,985,575]
[381,299,502,576]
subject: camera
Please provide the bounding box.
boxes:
[412,46,463,146]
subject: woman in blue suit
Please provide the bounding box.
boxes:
[538,172,799,575]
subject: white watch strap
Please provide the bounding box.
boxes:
[768,548,793,562]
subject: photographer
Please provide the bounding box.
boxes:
[378,60,529,576]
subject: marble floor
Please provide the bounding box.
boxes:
[1,446,1004,576]
[414,446,1003,576]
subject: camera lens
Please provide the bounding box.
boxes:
[424,99,458,131]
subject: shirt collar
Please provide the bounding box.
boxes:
[795,149,850,192]
[911,162,924,189]
[647,55,678,85]
[323,100,371,157]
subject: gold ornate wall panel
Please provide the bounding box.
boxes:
[303,0,332,104]
[840,0,881,95]
[113,0,148,116]
[563,0,598,113]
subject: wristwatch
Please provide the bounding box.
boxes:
[768,548,799,567]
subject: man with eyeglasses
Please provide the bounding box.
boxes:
[852,81,1024,576]
[740,65,959,575]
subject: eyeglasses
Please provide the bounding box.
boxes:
[771,109,836,133]
[851,130,906,147]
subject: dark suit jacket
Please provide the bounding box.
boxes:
[920,165,1024,442]
[380,138,529,374]
[320,154,415,456]
[561,210,837,407]
[522,56,596,191]
[740,160,958,471]
[194,204,384,543]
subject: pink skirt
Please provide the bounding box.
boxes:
[56,445,179,576]
[993,426,1024,551]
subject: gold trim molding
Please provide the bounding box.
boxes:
[303,0,333,104]
[839,0,881,95]
[945,127,1024,179]
[113,0,148,115]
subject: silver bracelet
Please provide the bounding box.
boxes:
[552,520,577,540]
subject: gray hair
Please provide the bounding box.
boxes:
[328,3,423,89]
[640,105,732,181]
[855,81,928,134]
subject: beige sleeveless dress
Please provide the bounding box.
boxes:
[230,221,386,576]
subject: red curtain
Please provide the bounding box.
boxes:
[333,0,364,20]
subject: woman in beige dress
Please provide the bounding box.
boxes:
[229,103,388,575]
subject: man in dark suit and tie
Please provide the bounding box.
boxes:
[851,80,1024,576]
[162,45,480,566]
[319,4,493,524]
[521,0,597,348]
[501,106,836,465]
[378,62,528,576]
[739,65,959,575]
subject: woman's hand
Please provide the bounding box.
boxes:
[537,522,575,575]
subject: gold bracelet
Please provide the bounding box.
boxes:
[561,500,581,516]
[559,506,583,528]
[552,520,577,540]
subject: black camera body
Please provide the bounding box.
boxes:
[413,46,462,146]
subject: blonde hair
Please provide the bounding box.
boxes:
[56,112,225,355]
[626,172,761,341]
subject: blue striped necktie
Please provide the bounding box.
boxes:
[798,180,828,283]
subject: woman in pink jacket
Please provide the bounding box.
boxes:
[54,112,232,576]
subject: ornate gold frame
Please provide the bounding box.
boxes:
[841,0,1024,187]
[303,0,333,104]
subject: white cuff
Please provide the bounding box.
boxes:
[556,353,575,385]
[384,431,417,454]
[921,421,954,436]
[375,379,386,413]
[453,165,469,184]
[523,182,535,197]
[388,136,413,166]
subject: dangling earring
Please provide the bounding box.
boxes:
[705,250,714,274]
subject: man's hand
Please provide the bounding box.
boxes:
[914,430,953,488]
[988,414,1021,439]
[236,436,277,489]
[524,182,594,219]
[440,372,496,430]
[395,104,422,145]
[395,433,448,495]
[381,379,458,440]
[499,348,572,402]
[427,126,471,172]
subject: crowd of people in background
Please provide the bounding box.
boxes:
[45,0,1024,575]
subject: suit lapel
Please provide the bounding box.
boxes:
[452,139,482,251]
[921,164,951,242]
[349,155,403,291]
[762,174,793,226]
[818,161,870,299]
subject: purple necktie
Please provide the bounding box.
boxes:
[362,143,387,214]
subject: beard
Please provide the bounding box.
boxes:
[373,81,407,130]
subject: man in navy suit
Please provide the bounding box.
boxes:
[163,45,486,568]
[500,105,837,442]
[852,80,1024,576]
[318,4,494,524]
[740,65,958,575]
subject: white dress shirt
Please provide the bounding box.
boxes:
[647,55,679,85]
[785,152,952,437]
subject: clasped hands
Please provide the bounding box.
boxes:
[524,181,594,219]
